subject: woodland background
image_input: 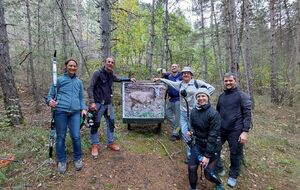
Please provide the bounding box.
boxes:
[0,0,299,189]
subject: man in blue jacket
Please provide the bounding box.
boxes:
[216,72,252,187]
[161,64,182,141]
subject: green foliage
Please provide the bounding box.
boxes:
[0,171,7,185]
[0,115,12,129]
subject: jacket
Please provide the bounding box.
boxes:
[87,67,131,105]
[216,87,252,132]
[163,72,182,102]
[47,73,86,112]
[190,103,221,158]
[160,78,215,112]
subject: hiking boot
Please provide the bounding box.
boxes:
[107,143,120,151]
[218,169,225,177]
[91,144,99,158]
[227,177,237,187]
[74,159,83,171]
[57,162,67,174]
[215,184,225,190]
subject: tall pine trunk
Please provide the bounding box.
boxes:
[200,0,208,80]
[210,0,223,89]
[0,0,23,125]
[61,0,68,63]
[26,0,40,112]
[243,0,254,107]
[100,0,111,62]
[269,0,279,104]
[146,0,155,79]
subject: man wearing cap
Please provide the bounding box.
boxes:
[216,72,252,187]
[188,88,224,190]
[159,64,183,141]
[153,66,215,162]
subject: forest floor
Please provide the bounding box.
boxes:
[0,86,299,190]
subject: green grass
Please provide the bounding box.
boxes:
[0,94,299,189]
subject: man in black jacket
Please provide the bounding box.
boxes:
[88,57,136,158]
[216,72,252,187]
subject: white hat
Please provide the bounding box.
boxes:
[182,66,193,75]
[195,88,210,98]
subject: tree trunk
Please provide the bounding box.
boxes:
[243,0,254,107]
[26,0,40,112]
[161,0,170,68]
[200,0,208,80]
[37,0,44,92]
[223,0,231,72]
[146,0,155,79]
[100,0,111,63]
[61,0,68,64]
[288,0,300,106]
[227,0,240,74]
[76,0,84,77]
[210,0,223,89]
[269,0,279,104]
[0,0,23,125]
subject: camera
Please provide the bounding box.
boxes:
[87,110,96,128]
[180,89,187,97]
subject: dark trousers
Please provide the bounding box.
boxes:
[217,129,243,178]
[188,144,221,189]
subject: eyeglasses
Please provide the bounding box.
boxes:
[224,80,234,82]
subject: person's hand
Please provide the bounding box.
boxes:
[187,131,193,137]
[81,109,87,117]
[90,103,97,111]
[153,77,160,82]
[239,132,248,144]
[201,157,210,168]
[130,78,137,83]
[48,99,57,108]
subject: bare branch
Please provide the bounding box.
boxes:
[114,7,140,17]
[18,52,32,65]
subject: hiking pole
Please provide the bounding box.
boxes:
[181,90,204,180]
[180,89,196,148]
[49,50,58,159]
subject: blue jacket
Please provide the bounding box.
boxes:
[163,72,182,102]
[47,73,86,112]
[216,87,252,132]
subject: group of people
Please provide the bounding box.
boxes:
[155,65,252,190]
[46,58,252,190]
[46,57,136,174]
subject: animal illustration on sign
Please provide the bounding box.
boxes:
[129,87,160,110]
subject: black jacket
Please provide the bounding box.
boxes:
[216,87,252,132]
[190,103,221,158]
[88,67,130,105]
